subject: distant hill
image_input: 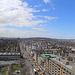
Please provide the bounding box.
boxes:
[0,37,75,40]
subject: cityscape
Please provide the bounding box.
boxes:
[0,0,75,75]
[0,38,75,75]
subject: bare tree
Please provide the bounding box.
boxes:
[18,58,25,68]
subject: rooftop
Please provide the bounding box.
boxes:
[39,57,44,61]
[41,54,58,58]
[0,53,20,55]
[44,49,54,51]
[44,49,61,51]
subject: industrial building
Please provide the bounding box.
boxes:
[0,53,21,60]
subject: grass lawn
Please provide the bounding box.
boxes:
[2,67,8,75]
[12,64,21,72]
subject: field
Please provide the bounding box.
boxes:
[2,67,8,75]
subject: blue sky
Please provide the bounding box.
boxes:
[0,0,75,39]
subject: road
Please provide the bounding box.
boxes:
[19,42,34,75]
[19,42,46,75]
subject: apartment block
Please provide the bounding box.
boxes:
[45,57,75,75]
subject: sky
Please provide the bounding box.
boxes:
[0,0,75,39]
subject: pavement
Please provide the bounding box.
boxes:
[19,42,34,75]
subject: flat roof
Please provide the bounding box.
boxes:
[41,54,58,58]
[73,66,75,67]
[62,59,69,62]
[44,49,54,51]
[56,57,61,58]
[70,61,75,64]
[44,49,60,51]
[0,53,20,55]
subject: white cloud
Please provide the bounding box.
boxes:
[0,27,51,38]
[39,25,44,27]
[0,27,17,37]
[36,15,58,21]
[43,0,51,3]
[53,7,56,10]
[42,9,48,12]
[44,16,58,20]
[0,0,45,27]
[43,0,56,10]
[0,0,58,38]
[1,27,75,39]
[34,4,41,7]
[33,28,48,31]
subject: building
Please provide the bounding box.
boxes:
[38,54,58,74]
[0,53,21,60]
[45,56,75,75]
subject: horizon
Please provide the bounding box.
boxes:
[0,36,75,40]
[0,0,75,39]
